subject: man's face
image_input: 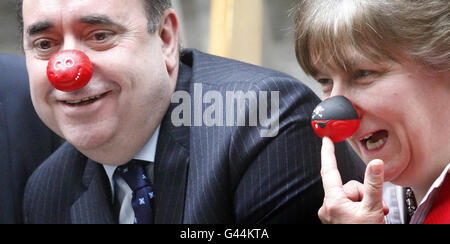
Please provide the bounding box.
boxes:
[22,0,179,165]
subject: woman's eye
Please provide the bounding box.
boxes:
[353,69,381,85]
[316,78,333,94]
[317,78,333,86]
[357,70,374,78]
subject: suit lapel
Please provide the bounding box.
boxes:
[153,61,192,224]
[71,159,117,224]
[153,129,189,224]
[0,102,9,167]
[70,53,196,224]
[0,102,14,222]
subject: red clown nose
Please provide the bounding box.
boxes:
[47,50,93,92]
[311,96,360,143]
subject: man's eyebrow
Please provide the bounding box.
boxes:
[27,21,54,36]
[79,14,124,28]
[26,15,124,37]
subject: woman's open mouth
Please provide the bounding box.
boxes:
[360,130,389,151]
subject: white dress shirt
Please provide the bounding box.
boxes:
[384,163,450,224]
[103,126,160,224]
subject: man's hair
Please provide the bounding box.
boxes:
[143,0,173,33]
[294,0,450,76]
[17,0,172,38]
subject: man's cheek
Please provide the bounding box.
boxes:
[29,78,53,119]
[33,97,61,137]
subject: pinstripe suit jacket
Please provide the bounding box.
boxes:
[0,54,62,224]
[23,49,365,224]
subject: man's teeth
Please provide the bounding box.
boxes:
[65,95,100,105]
[366,136,388,151]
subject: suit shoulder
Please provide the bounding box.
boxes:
[0,53,26,70]
[0,54,29,98]
[26,143,85,189]
[24,143,86,222]
[184,49,315,93]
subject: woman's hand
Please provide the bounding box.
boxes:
[318,137,389,224]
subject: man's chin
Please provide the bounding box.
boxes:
[69,136,137,166]
[64,132,111,152]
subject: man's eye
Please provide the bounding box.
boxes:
[86,30,117,51]
[34,39,54,50]
[89,31,114,42]
[94,32,107,41]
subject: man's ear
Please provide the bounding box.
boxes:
[158,9,180,79]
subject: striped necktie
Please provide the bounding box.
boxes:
[115,159,154,224]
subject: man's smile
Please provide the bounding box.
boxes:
[56,90,114,119]
[61,91,110,106]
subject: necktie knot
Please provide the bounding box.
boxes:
[116,160,151,192]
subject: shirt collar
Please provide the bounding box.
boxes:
[409,163,450,224]
[385,163,450,224]
[419,163,450,206]
[103,125,160,194]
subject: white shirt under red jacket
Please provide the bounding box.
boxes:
[384,164,450,224]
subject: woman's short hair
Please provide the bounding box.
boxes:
[294,0,449,76]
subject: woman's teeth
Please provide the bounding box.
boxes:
[366,136,387,150]
[361,130,389,151]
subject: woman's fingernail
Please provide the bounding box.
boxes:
[370,160,384,176]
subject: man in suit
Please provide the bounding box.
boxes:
[0,54,62,224]
[20,0,365,223]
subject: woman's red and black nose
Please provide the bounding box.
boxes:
[311,96,360,143]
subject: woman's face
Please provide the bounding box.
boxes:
[314,51,450,188]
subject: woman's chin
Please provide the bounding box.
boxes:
[381,159,411,185]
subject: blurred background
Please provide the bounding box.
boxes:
[0,0,320,95]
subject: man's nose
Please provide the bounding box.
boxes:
[47,49,93,92]
[60,36,81,52]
